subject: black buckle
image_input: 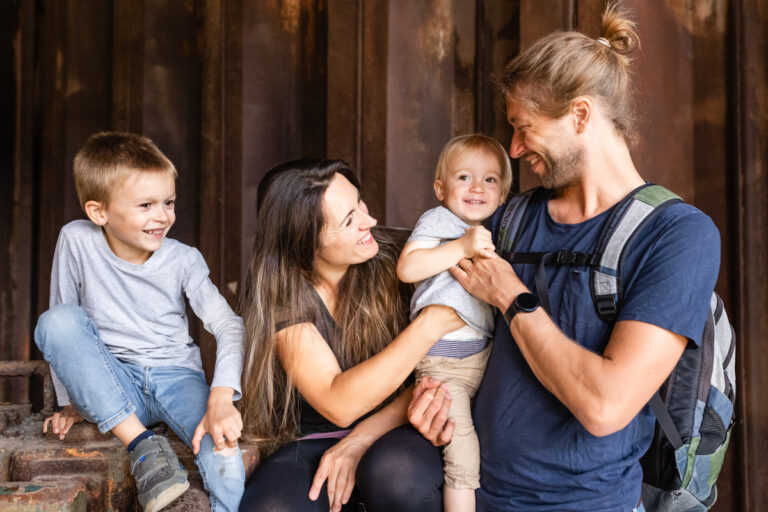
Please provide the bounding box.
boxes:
[554,250,594,266]
[596,295,618,319]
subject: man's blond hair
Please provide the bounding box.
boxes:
[73,132,177,210]
[435,133,513,200]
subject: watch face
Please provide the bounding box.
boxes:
[516,292,539,311]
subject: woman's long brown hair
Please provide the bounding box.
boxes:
[238,159,406,456]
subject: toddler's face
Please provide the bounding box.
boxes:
[100,171,176,264]
[434,149,504,226]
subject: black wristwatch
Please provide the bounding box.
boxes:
[503,292,540,324]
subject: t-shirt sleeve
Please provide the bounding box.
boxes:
[616,208,721,346]
[184,248,245,400]
[407,207,468,244]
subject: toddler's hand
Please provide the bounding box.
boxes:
[43,405,83,440]
[461,226,495,259]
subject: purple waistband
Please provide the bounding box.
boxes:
[298,429,351,441]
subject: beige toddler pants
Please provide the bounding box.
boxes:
[415,345,491,490]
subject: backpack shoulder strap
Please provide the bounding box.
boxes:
[496,187,544,261]
[590,184,683,320]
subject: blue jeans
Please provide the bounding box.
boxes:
[35,304,245,512]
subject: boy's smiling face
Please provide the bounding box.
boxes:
[434,148,505,226]
[86,170,176,264]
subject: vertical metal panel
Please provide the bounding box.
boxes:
[240,0,322,268]
[141,0,202,249]
[632,1,695,198]
[384,0,476,228]
[0,0,30,402]
[475,0,519,192]
[200,0,244,377]
[734,0,768,509]
[112,0,144,133]
[327,0,361,169]
[35,0,113,323]
[358,0,389,220]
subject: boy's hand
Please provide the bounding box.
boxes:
[43,406,83,440]
[460,226,495,260]
[191,387,242,454]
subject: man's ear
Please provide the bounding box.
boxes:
[433,180,445,202]
[571,97,592,133]
[84,200,108,226]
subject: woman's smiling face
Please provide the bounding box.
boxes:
[314,173,379,273]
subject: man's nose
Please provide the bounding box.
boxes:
[509,131,525,159]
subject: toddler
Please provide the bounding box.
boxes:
[397,133,512,512]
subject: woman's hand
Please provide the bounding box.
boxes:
[407,376,455,446]
[309,434,371,512]
[420,304,465,337]
[42,405,83,440]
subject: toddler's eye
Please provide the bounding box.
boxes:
[486,177,497,183]
[139,203,151,209]
[458,175,469,181]
[165,200,176,207]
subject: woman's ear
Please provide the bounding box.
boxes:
[84,200,108,226]
[433,180,445,202]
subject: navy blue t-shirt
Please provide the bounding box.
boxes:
[473,191,720,512]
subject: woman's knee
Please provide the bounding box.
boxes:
[357,426,444,512]
[34,304,89,352]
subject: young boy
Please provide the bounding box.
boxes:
[34,132,245,512]
[397,133,512,512]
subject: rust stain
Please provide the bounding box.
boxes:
[63,448,101,458]
[664,0,726,34]
[418,0,453,63]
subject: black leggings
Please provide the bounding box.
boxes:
[239,425,444,512]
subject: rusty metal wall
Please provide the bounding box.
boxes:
[1,0,766,510]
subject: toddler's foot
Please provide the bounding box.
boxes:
[129,435,190,512]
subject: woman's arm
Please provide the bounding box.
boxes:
[276,305,462,428]
[309,388,412,511]
[396,227,495,283]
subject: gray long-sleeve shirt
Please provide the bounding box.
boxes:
[48,220,244,406]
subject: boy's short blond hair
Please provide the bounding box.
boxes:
[434,133,513,199]
[73,132,177,211]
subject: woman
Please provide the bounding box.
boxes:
[238,159,461,512]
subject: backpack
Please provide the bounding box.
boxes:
[494,183,736,511]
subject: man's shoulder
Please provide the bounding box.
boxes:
[644,201,719,243]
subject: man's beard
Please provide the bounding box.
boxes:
[539,144,583,189]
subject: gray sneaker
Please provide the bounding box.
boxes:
[129,435,190,512]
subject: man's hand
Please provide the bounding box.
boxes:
[191,387,242,454]
[450,254,525,310]
[460,226,496,260]
[43,405,83,440]
[407,376,455,446]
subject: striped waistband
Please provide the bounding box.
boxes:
[426,337,489,358]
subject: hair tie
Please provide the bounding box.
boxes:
[597,37,611,48]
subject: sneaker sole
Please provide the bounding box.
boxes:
[143,480,190,512]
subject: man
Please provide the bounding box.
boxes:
[408,6,720,511]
